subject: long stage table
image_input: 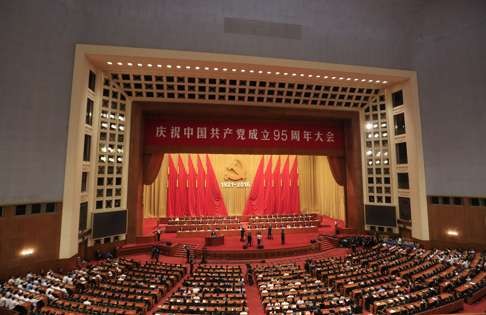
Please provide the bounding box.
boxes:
[205,235,224,246]
[176,226,318,237]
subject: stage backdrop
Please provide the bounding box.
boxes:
[143,154,345,220]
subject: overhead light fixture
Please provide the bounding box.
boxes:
[361,79,367,82]
[324,76,329,79]
[157,64,162,68]
[185,66,191,69]
[258,70,263,74]
[204,66,210,70]
[241,69,246,72]
[147,64,153,67]
[127,62,133,66]
[176,65,181,69]
[137,63,143,67]
[249,70,254,73]
[213,67,219,71]
[222,68,227,71]
[106,61,113,65]
[116,62,123,66]
[195,66,200,70]
[267,71,272,74]
[166,65,172,68]
[382,81,388,84]
[365,122,373,130]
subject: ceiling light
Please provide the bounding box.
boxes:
[324,76,329,79]
[147,64,153,67]
[166,65,172,68]
[195,66,200,70]
[186,66,191,69]
[267,71,272,74]
[204,67,210,70]
[249,70,254,73]
[346,77,351,81]
[339,77,344,80]
[368,161,373,165]
[116,62,123,66]
[354,78,359,81]
[368,79,373,83]
[222,68,227,71]
[106,61,113,65]
[213,67,219,71]
[375,80,381,83]
[331,76,336,80]
[127,62,133,66]
[382,81,388,84]
[376,160,381,165]
[361,79,367,82]
[308,74,313,77]
[292,73,297,76]
[258,70,263,74]
[365,122,373,130]
[275,72,280,75]
[300,74,304,77]
[283,72,288,76]
[241,69,246,72]
[316,75,320,78]
[157,64,162,68]
[137,63,143,67]
[366,150,372,156]
[176,65,181,69]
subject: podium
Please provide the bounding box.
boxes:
[205,235,224,246]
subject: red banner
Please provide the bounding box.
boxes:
[144,119,343,151]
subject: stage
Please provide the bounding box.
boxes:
[120,215,348,261]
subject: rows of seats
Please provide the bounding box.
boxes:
[158,265,248,315]
[248,222,318,230]
[310,242,486,314]
[254,263,354,315]
[0,258,185,315]
[167,216,240,225]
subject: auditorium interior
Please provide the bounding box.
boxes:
[1,1,485,315]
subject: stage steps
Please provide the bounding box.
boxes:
[173,243,202,258]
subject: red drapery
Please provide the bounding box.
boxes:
[166,155,177,217]
[279,156,291,214]
[328,156,346,186]
[143,153,164,185]
[289,157,301,214]
[243,156,265,215]
[187,155,198,216]
[196,155,207,216]
[205,154,228,216]
[176,155,188,216]
[272,157,281,214]
[263,157,274,215]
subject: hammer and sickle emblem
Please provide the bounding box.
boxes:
[224,159,246,181]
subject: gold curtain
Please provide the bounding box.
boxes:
[143,154,345,221]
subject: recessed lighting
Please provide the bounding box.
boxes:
[116,62,123,66]
[292,73,297,76]
[157,64,162,68]
[346,77,351,81]
[267,71,272,74]
[365,123,373,130]
[375,80,381,83]
[258,70,263,74]
[324,76,329,79]
[186,66,191,69]
[283,72,288,76]
[361,79,367,82]
[222,68,227,71]
[137,63,143,67]
[249,70,254,73]
[20,248,35,256]
[106,61,113,65]
[204,67,210,70]
[446,229,459,236]
[368,79,374,83]
[213,67,219,71]
[300,74,304,77]
[127,62,133,66]
[241,69,246,72]
[366,150,372,156]
[353,78,359,81]
[147,64,153,67]
[308,74,313,77]
[339,77,344,80]
[316,75,320,78]
[232,68,237,72]
[176,65,181,69]
[275,72,280,75]
[195,66,200,70]
[331,76,336,80]
[382,81,388,84]
[166,65,172,68]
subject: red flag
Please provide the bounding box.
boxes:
[177,155,188,216]
[187,155,197,216]
[196,155,206,216]
[263,156,274,215]
[280,156,291,214]
[205,154,228,216]
[243,156,265,215]
[166,155,177,217]
[289,156,301,214]
[273,156,281,214]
